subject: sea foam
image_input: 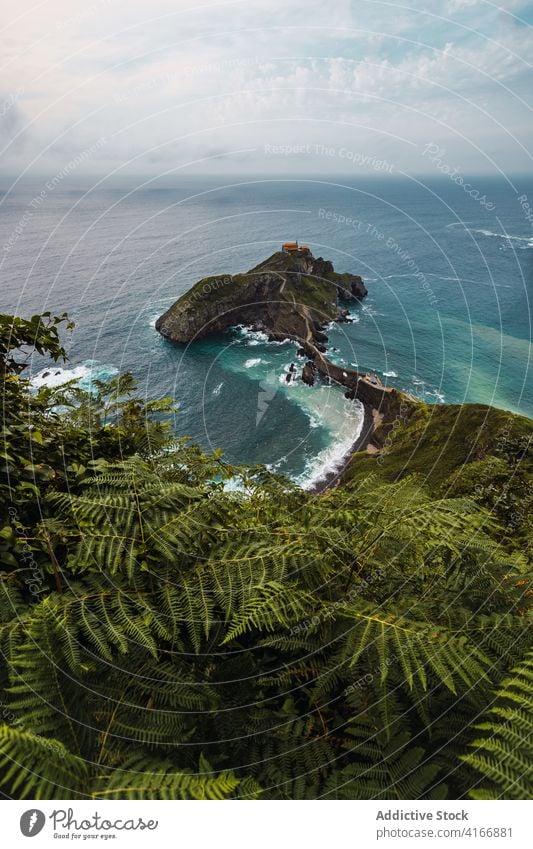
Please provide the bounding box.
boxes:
[31,361,119,392]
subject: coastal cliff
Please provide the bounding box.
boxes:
[155,250,367,346]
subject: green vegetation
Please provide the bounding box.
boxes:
[182,252,341,315]
[0,313,531,800]
[184,274,241,304]
[284,274,338,318]
[342,403,532,550]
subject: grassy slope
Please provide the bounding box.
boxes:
[183,273,247,305]
[182,252,341,319]
[340,402,532,550]
[342,402,532,491]
[284,274,338,318]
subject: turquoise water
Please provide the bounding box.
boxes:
[1,175,531,486]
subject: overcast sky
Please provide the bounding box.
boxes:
[1,0,532,178]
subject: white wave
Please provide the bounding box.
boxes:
[327,352,346,366]
[212,381,224,396]
[426,389,445,403]
[380,273,418,280]
[148,302,176,327]
[295,395,365,490]
[410,375,445,403]
[222,476,246,493]
[236,326,297,347]
[265,459,284,473]
[425,274,461,282]
[427,274,511,287]
[31,361,119,391]
[426,274,490,285]
[236,327,268,345]
[375,272,505,286]
[383,370,398,378]
[245,357,263,368]
[474,229,528,241]
[361,304,384,316]
[271,337,296,346]
[452,225,533,248]
[32,365,91,389]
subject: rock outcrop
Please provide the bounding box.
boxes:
[156,248,407,427]
[155,250,367,346]
[301,361,317,387]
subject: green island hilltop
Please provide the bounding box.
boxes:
[155,243,368,346]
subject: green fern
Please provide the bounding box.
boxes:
[0,382,530,801]
[0,726,89,799]
[91,753,251,800]
[323,721,447,799]
[461,648,533,799]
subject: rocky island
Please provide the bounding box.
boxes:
[156,248,368,346]
[156,248,408,447]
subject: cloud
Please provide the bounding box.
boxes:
[1,0,531,177]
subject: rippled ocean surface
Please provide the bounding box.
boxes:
[1,175,531,487]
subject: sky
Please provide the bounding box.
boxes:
[1,0,532,178]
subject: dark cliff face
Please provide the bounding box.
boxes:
[155,250,367,345]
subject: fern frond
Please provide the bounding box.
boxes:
[323,723,446,800]
[0,725,88,799]
[461,648,533,799]
[337,601,491,695]
[222,581,317,643]
[92,753,242,800]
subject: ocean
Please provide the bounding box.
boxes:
[1,174,531,488]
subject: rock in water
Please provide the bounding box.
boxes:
[302,361,317,386]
